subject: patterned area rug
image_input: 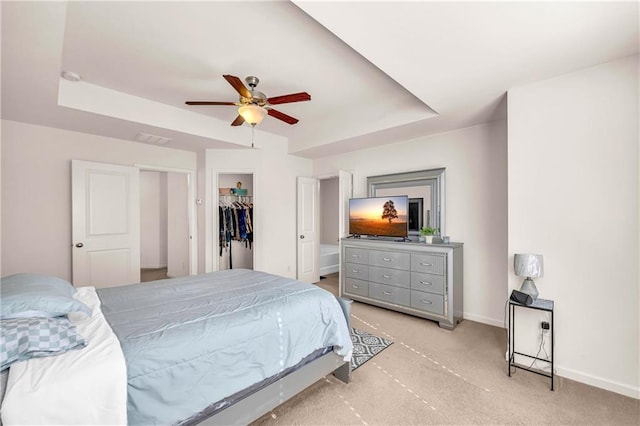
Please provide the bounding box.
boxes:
[350,327,393,370]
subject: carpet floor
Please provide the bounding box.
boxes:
[251,273,639,425]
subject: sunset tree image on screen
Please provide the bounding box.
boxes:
[382,200,398,223]
[348,196,408,237]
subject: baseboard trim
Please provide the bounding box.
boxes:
[557,365,639,399]
[141,264,167,270]
[463,313,639,399]
[463,312,504,328]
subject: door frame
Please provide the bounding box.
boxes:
[135,163,197,276]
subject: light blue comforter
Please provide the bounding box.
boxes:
[97,269,352,425]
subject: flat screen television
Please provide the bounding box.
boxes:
[348,196,409,238]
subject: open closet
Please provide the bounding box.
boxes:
[218,173,254,271]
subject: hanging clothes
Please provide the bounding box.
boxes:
[219,196,253,269]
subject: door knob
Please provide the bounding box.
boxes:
[299,235,305,239]
[75,243,84,248]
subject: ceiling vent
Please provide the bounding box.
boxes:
[134,132,172,145]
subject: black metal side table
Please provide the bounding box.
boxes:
[508,297,554,390]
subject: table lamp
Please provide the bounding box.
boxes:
[514,254,543,300]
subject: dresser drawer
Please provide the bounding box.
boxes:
[410,290,444,316]
[345,247,369,265]
[369,282,410,307]
[369,266,410,288]
[411,272,445,295]
[344,278,369,297]
[411,253,445,275]
[369,250,410,270]
[345,263,369,280]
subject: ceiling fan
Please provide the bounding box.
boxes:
[185,75,311,127]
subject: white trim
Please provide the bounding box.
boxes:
[469,313,640,400]
[463,313,505,329]
[316,173,339,180]
[134,163,197,276]
[556,366,640,399]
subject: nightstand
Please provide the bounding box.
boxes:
[508,297,554,390]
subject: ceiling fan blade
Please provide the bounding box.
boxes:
[267,92,311,105]
[223,74,252,99]
[185,101,237,106]
[267,108,299,125]
[231,115,245,126]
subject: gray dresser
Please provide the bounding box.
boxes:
[340,238,463,329]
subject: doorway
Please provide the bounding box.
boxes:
[217,173,254,271]
[296,171,352,284]
[319,176,340,277]
[140,171,190,282]
[72,160,196,288]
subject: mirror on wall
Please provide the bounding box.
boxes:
[368,168,445,239]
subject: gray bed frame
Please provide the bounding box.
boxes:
[199,352,350,425]
[197,297,353,425]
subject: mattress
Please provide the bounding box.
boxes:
[97,268,352,425]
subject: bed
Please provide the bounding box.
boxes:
[0,269,353,425]
[320,243,339,276]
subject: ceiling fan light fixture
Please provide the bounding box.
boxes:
[238,104,267,126]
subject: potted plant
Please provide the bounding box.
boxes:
[419,226,437,244]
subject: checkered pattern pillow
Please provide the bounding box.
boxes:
[0,317,87,371]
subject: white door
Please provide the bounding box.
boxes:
[296,177,319,283]
[338,170,353,238]
[72,160,141,287]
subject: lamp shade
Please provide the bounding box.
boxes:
[514,254,543,278]
[238,105,267,125]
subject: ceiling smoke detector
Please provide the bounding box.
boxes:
[60,71,82,82]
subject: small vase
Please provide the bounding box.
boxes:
[424,235,434,244]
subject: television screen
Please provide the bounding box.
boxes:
[349,196,409,238]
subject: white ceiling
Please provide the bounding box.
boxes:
[2,1,638,158]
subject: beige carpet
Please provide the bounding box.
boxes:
[252,273,639,425]
[140,267,168,282]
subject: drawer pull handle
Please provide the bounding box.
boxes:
[352,254,359,258]
[420,299,433,305]
[383,291,392,295]
[383,274,391,279]
[383,257,392,262]
[353,285,360,289]
[420,281,432,286]
[421,262,433,267]
[352,269,359,273]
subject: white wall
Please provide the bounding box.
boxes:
[140,171,168,269]
[1,120,197,281]
[314,121,508,327]
[320,177,339,245]
[508,55,639,398]
[206,140,313,279]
